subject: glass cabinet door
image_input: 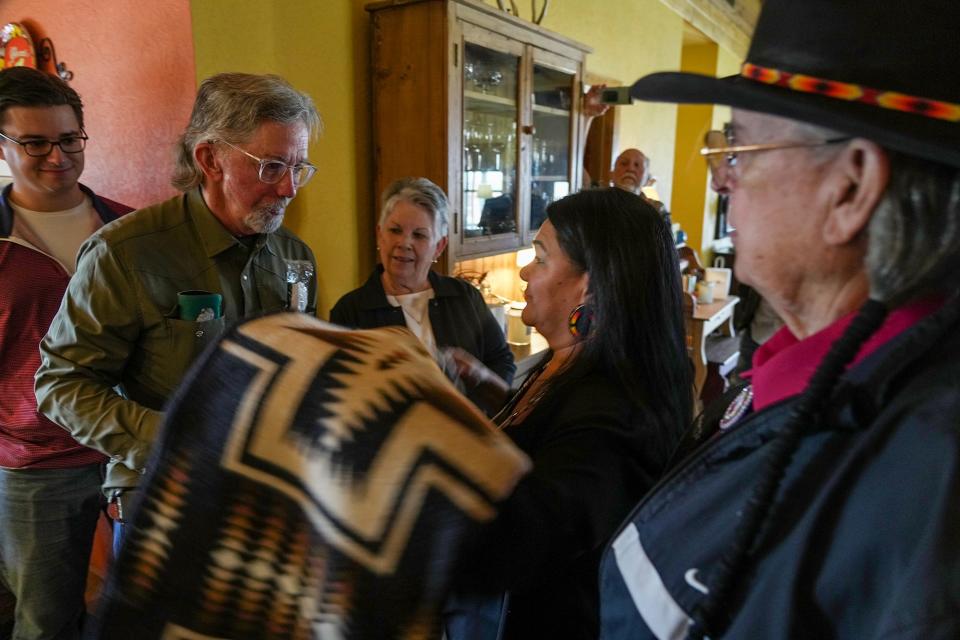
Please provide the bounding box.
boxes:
[529,61,576,236]
[462,41,520,240]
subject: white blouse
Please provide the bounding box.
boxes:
[386,288,437,357]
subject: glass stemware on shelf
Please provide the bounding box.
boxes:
[463,113,515,173]
[464,60,477,87]
[463,113,482,172]
[531,138,571,177]
[475,69,503,94]
[462,43,521,238]
[464,61,503,94]
[464,43,514,100]
[463,110,518,238]
[466,60,503,95]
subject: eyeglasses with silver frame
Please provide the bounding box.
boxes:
[0,130,88,157]
[217,139,317,188]
[700,127,851,172]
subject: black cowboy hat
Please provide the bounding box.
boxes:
[630,0,960,168]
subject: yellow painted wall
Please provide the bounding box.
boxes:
[189,0,736,316]
[700,46,742,260]
[480,0,685,209]
[190,1,373,319]
[668,42,716,256]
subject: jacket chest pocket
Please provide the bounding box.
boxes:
[255,273,290,314]
[164,317,226,380]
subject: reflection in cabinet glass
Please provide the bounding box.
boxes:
[463,43,519,239]
[530,64,574,233]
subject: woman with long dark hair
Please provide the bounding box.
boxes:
[444,187,691,639]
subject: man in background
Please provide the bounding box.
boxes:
[0,66,130,640]
[36,72,321,553]
[611,147,670,225]
[610,147,651,195]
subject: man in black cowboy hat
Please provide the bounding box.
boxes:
[599,1,960,638]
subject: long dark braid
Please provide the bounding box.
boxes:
[687,298,889,639]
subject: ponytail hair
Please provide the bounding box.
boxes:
[687,299,889,639]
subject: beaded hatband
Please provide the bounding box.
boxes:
[741,62,960,123]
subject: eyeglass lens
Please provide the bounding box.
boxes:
[259,161,315,187]
[703,129,734,172]
[10,135,86,157]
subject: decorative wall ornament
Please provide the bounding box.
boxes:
[495,0,550,25]
[533,0,550,24]
[0,23,73,81]
[495,0,519,16]
[0,22,36,69]
[38,37,73,81]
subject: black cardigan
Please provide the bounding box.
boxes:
[445,369,670,639]
[330,266,516,392]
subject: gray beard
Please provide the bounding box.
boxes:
[243,202,286,234]
[615,179,641,194]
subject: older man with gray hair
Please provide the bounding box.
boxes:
[36,73,321,552]
[610,147,651,195]
[611,147,670,226]
[600,1,960,638]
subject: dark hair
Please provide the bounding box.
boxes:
[687,300,888,639]
[867,151,960,304]
[545,187,692,450]
[688,151,960,638]
[0,66,84,128]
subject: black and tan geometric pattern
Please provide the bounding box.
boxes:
[89,313,530,639]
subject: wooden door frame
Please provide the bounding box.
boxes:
[582,72,620,190]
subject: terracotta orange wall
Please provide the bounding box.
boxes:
[2,1,196,208]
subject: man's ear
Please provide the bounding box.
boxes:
[822,139,890,246]
[194,141,222,182]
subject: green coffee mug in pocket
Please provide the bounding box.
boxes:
[178,290,222,321]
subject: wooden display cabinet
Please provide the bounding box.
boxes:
[367,0,592,272]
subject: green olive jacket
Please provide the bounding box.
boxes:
[36,188,317,491]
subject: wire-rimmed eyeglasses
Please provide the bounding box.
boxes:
[0,130,88,157]
[218,139,317,188]
[700,128,851,172]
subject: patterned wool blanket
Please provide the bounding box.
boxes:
[88,313,530,639]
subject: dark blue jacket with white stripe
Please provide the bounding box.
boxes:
[600,296,960,639]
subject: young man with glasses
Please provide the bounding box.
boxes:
[0,66,131,640]
[35,73,321,554]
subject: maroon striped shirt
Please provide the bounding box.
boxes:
[0,239,108,468]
